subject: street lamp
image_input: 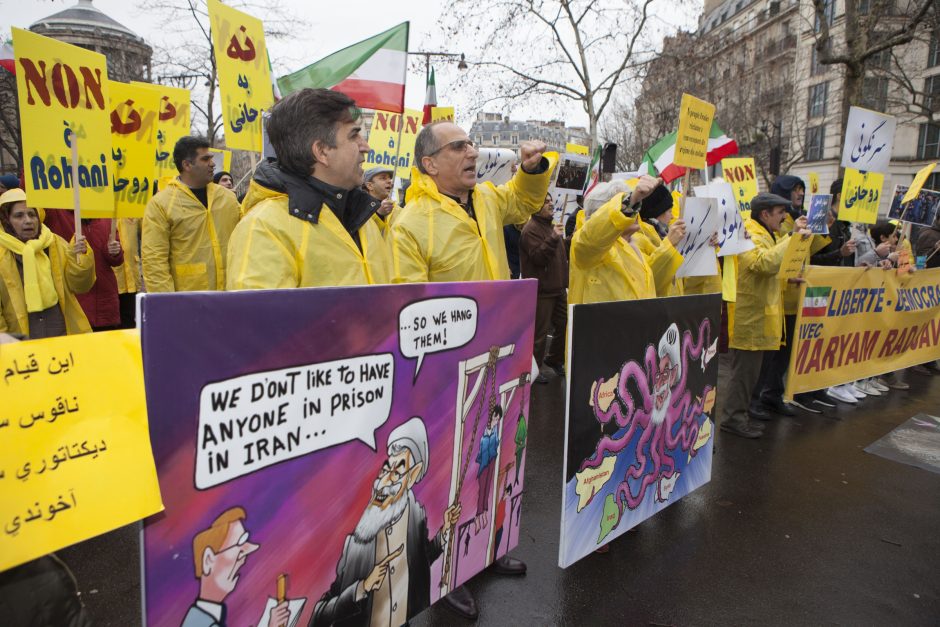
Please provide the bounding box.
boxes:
[407,51,469,83]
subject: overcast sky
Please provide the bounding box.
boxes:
[6,0,701,129]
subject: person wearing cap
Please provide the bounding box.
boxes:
[0,189,95,338]
[363,166,396,216]
[0,174,20,195]
[569,176,667,305]
[213,171,235,190]
[227,88,390,289]
[723,192,811,438]
[142,136,240,292]
[633,187,686,296]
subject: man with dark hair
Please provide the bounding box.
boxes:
[227,88,390,288]
[390,122,555,282]
[142,136,240,292]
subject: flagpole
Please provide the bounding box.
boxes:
[392,112,406,203]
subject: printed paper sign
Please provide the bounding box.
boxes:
[0,330,163,571]
[902,162,937,205]
[779,233,813,280]
[807,194,832,235]
[555,153,591,194]
[675,197,719,277]
[476,148,517,186]
[134,82,191,179]
[566,143,589,156]
[840,167,885,224]
[693,180,754,256]
[674,93,716,169]
[887,184,940,227]
[721,157,759,214]
[366,108,423,180]
[431,106,455,122]
[841,106,897,174]
[109,80,160,218]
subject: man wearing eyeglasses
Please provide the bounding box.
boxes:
[390,122,556,283]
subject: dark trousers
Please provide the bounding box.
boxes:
[751,313,796,405]
[534,292,567,367]
[118,293,136,329]
[722,349,765,428]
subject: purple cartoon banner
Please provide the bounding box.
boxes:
[559,294,720,568]
[139,280,536,627]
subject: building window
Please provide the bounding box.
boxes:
[925,172,940,191]
[808,82,828,118]
[861,76,889,112]
[918,123,940,159]
[815,0,835,31]
[511,135,518,144]
[806,125,825,161]
[492,134,499,144]
[811,43,830,76]
[866,49,891,70]
[931,30,940,67]
[926,75,940,111]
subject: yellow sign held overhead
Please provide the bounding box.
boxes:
[674,93,715,169]
[902,162,937,205]
[135,83,191,179]
[840,167,884,224]
[109,81,160,218]
[366,108,423,180]
[808,172,820,195]
[431,107,455,123]
[0,330,163,571]
[721,157,759,213]
[566,143,589,156]
[209,0,273,152]
[209,148,232,174]
[13,28,115,215]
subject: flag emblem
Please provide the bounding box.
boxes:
[802,287,831,317]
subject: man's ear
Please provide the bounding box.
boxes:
[421,156,437,176]
[311,140,330,168]
[202,547,216,576]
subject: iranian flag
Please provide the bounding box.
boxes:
[802,286,831,317]
[582,145,602,196]
[277,22,408,113]
[422,67,437,123]
[0,43,14,75]
[642,123,738,183]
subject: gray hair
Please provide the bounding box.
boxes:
[414,122,446,174]
[387,417,429,482]
[583,180,633,220]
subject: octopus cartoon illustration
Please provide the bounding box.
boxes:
[579,319,714,519]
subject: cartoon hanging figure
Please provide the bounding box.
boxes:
[474,404,502,534]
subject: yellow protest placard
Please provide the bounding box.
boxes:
[779,233,812,280]
[209,148,232,174]
[721,157,759,213]
[209,0,273,152]
[0,331,163,570]
[109,81,160,218]
[902,162,937,204]
[840,168,884,224]
[786,267,940,398]
[366,108,423,180]
[134,83,191,179]
[13,28,115,215]
[674,93,715,169]
[808,172,820,194]
[566,142,589,156]
[431,106,455,123]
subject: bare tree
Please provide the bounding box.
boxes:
[0,70,22,173]
[441,0,673,148]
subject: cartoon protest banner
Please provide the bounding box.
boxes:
[209,0,273,152]
[560,294,720,568]
[778,233,813,280]
[674,93,715,170]
[887,184,940,227]
[840,167,885,224]
[806,194,832,235]
[134,82,192,180]
[675,197,719,278]
[477,148,517,186]
[140,281,536,626]
[430,106,455,122]
[13,28,115,215]
[785,267,940,399]
[693,180,754,256]
[109,80,160,218]
[0,330,163,571]
[841,106,897,175]
[721,157,759,214]
[366,108,422,179]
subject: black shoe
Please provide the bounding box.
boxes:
[545,362,566,377]
[720,422,763,438]
[748,404,773,421]
[761,397,796,416]
[491,555,527,576]
[441,585,478,620]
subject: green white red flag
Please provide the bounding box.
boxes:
[642,123,738,183]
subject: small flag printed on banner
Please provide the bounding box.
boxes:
[802,287,831,317]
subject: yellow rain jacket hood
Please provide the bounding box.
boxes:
[569,193,656,305]
[227,161,390,289]
[634,219,683,296]
[0,229,95,336]
[141,178,240,292]
[729,217,794,350]
[390,153,557,282]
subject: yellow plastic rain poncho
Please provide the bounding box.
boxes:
[633,220,683,296]
[569,193,656,305]
[141,179,240,292]
[226,165,391,289]
[113,218,141,294]
[728,217,794,351]
[0,226,95,335]
[778,212,831,314]
[390,154,557,283]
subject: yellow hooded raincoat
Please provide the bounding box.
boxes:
[0,227,95,335]
[142,179,240,292]
[729,217,795,351]
[633,220,683,296]
[569,193,656,305]
[390,154,557,283]
[227,164,391,289]
[113,218,141,294]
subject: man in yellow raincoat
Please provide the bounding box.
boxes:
[569,176,671,305]
[390,123,555,282]
[226,89,390,289]
[633,190,686,296]
[722,192,810,438]
[142,136,240,292]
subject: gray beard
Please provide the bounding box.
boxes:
[651,391,671,426]
[353,490,410,543]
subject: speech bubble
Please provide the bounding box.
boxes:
[399,297,478,382]
[194,353,394,489]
